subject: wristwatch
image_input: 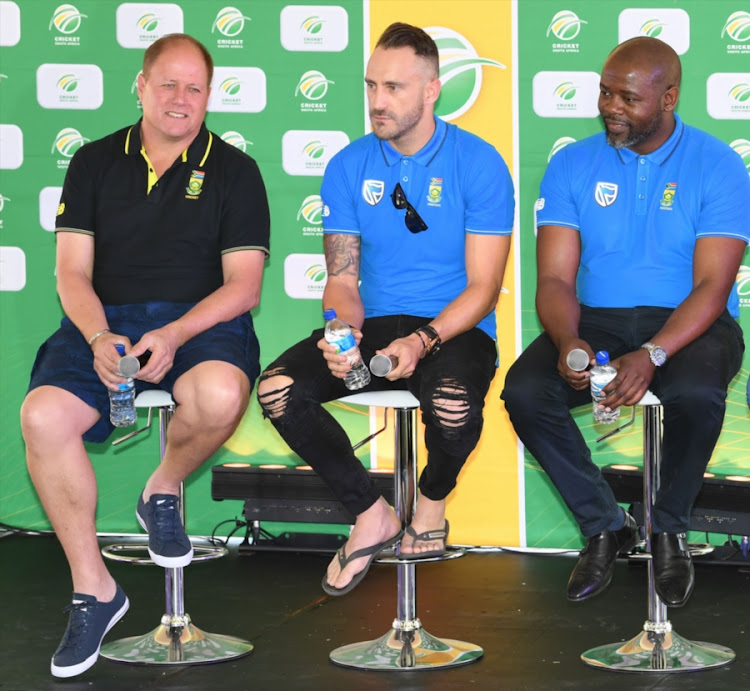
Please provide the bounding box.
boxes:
[641,342,668,367]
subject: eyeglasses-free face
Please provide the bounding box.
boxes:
[390,182,428,233]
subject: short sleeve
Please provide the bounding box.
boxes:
[536,147,580,230]
[463,143,515,235]
[55,146,96,235]
[321,151,360,235]
[219,153,271,256]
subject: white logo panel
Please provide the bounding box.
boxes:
[283,253,327,299]
[281,130,349,176]
[208,67,266,113]
[618,8,690,55]
[0,124,23,169]
[0,1,21,46]
[0,246,26,291]
[706,73,750,119]
[595,182,618,207]
[532,71,600,118]
[116,3,184,49]
[39,187,63,231]
[280,5,348,52]
[36,64,104,109]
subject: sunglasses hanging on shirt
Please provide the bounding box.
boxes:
[391,182,428,233]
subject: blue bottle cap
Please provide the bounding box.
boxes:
[115,343,126,356]
[595,350,610,365]
[323,308,336,321]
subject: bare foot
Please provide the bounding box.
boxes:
[399,493,446,556]
[325,496,401,591]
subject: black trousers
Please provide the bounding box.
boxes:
[502,307,744,536]
[258,315,497,516]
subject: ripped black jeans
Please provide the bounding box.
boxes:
[257,315,498,516]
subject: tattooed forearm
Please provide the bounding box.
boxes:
[324,234,361,277]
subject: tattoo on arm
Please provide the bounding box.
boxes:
[324,234,361,277]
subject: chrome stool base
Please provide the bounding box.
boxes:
[582,629,734,673]
[100,616,253,665]
[330,626,482,671]
[102,542,228,565]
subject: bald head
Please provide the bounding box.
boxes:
[605,37,681,92]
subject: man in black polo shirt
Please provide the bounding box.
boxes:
[20,34,270,678]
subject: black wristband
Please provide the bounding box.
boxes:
[414,325,441,356]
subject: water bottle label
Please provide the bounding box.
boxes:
[330,333,356,354]
[590,381,605,396]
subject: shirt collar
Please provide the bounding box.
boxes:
[379,116,448,167]
[124,120,211,165]
[616,113,684,166]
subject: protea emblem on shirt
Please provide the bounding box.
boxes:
[594,181,618,207]
[186,170,205,197]
[362,179,384,206]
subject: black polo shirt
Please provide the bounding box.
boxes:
[55,121,270,305]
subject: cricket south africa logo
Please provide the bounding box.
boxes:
[221,131,253,152]
[548,136,576,162]
[137,12,159,33]
[723,11,750,53]
[296,70,333,113]
[362,180,384,206]
[737,265,750,307]
[547,10,587,52]
[212,6,250,48]
[50,4,86,34]
[594,182,618,207]
[730,139,750,175]
[640,18,667,38]
[52,127,88,168]
[426,26,506,121]
[297,195,324,236]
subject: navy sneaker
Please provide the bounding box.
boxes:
[51,583,129,678]
[136,491,194,568]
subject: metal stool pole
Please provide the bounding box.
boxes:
[100,392,254,665]
[329,392,483,670]
[581,395,735,672]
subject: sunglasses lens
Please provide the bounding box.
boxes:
[391,184,427,233]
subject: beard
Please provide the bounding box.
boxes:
[603,110,663,150]
[370,99,425,144]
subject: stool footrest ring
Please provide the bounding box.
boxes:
[101,542,228,565]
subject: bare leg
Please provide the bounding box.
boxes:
[21,386,115,601]
[142,361,249,500]
[399,492,447,556]
[324,497,402,590]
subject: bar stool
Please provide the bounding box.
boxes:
[99,389,254,665]
[328,390,483,671]
[581,391,735,672]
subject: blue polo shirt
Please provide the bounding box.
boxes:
[321,116,514,339]
[536,114,750,317]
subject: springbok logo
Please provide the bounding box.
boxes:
[212,7,251,37]
[546,11,587,40]
[138,12,159,33]
[640,18,667,38]
[301,15,324,35]
[296,70,334,101]
[730,138,750,175]
[729,82,750,103]
[722,11,750,42]
[297,195,323,224]
[56,73,78,93]
[49,4,86,34]
[52,127,88,157]
[548,136,576,162]
[427,26,505,121]
[219,77,242,96]
[221,131,253,152]
[594,182,618,207]
[362,180,384,206]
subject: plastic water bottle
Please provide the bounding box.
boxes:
[590,350,620,424]
[323,308,371,390]
[109,344,136,427]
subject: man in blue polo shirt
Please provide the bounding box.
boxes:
[258,22,514,596]
[503,37,749,608]
[21,34,269,677]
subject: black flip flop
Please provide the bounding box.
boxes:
[321,530,404,596]
[399,520,450,560]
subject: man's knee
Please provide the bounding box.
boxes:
[256,368,294,421]
[424,378,480,442]
[177,365,250,425]
[21,386,95,443]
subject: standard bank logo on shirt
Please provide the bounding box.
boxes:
[362,180,384,206]
[594,182,618,207]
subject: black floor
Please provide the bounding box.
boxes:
[1,534,748,691]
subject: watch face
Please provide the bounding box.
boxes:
[651,347,667,366]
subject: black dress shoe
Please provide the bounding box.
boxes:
[567,513,638,602]
[651,532,694,607]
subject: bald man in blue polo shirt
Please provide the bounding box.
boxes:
[258,22,514,596]
[503,37,749,608]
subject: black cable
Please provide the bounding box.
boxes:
[210,517,248,546]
